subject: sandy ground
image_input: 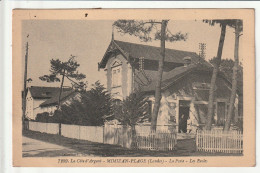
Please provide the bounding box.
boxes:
[23,136,91,157]
[23,130,242,157]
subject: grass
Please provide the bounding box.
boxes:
[23,130,243,157]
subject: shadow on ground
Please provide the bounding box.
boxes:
[23,130,242,157]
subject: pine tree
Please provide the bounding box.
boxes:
[204,20,242,130]
[39,55,86,109]
[224,19,243,131]
[113,20,187,131]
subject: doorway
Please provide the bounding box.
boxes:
[179,100,191,133]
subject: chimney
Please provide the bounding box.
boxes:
[139,57,144,71]
[183,56,191,67]
[199,43,206,59]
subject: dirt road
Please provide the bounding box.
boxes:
[23,136,91,157]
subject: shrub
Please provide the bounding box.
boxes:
[35,112,50,122]
[113,92,150,127]
[52,81,113,126]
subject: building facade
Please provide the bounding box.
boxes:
[99,39,242,133]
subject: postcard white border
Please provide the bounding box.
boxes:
[1,0,260,173]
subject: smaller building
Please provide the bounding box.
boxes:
[25,86,74,120]
[39,90,80,116]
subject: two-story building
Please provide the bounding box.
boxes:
[99,39,243,133]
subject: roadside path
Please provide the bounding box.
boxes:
[23,130,242,157]
[23,136,91,157]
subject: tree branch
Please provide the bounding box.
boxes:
[65,76,85,87]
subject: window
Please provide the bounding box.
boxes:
[112,66,122,87]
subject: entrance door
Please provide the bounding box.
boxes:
[179,100,190,133]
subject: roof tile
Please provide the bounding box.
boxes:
[114,40,202,64]
[29,86,71,99]
[40,90,76,107]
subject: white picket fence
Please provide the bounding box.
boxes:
[196,130,243,153]
[28,121,177,151]
[103,125,132,148]
[135,131,177,151]
[103,124,177,150]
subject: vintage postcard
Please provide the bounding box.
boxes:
[13,9,255,167]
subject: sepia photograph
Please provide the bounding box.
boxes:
[12,9,255,167]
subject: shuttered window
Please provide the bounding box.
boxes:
[112,66,122,87]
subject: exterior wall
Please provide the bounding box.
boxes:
[25,91,34,120]
[143,72,239,133]
[33,99,49,119]
[106,53,132,100]
[25,90,49,120]
[165,72,238,132]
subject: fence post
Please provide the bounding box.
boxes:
[59,123,61,135]
[78,125,80,140]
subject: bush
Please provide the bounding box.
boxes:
[35,112,50,122]
[52,81,113,126]
[113,92,150,127]
[233,119,243,131]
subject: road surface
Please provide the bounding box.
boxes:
[23,136,91,157]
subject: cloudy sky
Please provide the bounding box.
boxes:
[22,20,243,88]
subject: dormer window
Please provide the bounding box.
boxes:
[183,56,191,67]
[111,60,122,87]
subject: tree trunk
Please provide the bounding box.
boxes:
[151,20,168,131]
[224,21,240,131]
[131,125,137,149]
[205,24,227,130]
[57,69,65,110]
[57,70,65,135]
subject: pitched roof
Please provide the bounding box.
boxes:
[29,86,71,99]
[139,63,213,93]
[161,63,212,90]
[139,63,243,96]
[99,40,211,68]
[40,90,77,107]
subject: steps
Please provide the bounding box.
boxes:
[177,133,196,140]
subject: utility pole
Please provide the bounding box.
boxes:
[22,36,29,130]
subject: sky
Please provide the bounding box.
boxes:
[22,20,243,88]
